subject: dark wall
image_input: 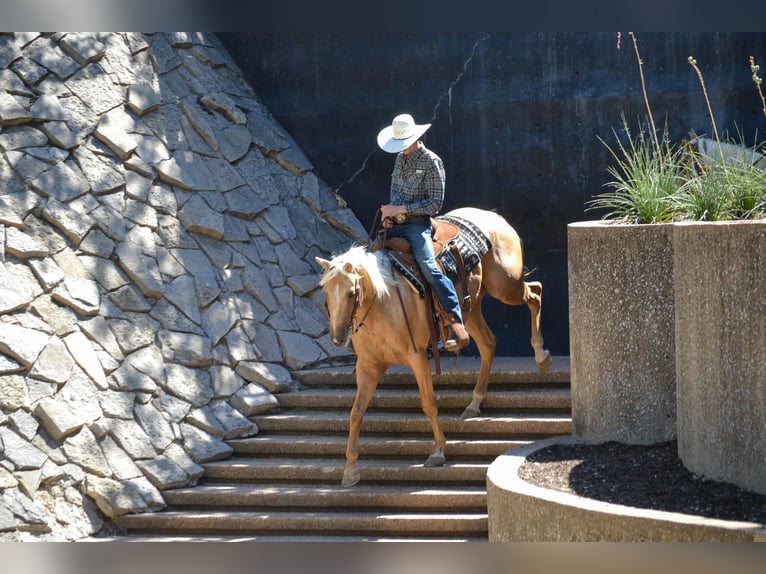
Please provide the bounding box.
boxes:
[219,32,766,358]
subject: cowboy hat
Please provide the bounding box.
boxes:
[376,113,431,153]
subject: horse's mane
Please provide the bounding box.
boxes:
[319,245,392,300]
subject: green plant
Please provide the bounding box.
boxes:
[587,115,685,223]
[589,34,766,223]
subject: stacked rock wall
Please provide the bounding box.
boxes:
[0,32,363,540]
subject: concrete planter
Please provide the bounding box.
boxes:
[568,221,676,444]
[487,437,766,541]
[674,221,766,495]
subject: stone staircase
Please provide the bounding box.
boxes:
[110,356,571,541]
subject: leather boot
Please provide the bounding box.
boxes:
[444,315,469,351]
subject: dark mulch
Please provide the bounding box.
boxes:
[518,440,766,525]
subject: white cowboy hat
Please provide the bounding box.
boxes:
[376,113,431,153]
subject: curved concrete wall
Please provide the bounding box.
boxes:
[568,221,676,444]
[674,221,766,495]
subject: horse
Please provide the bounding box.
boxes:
[315,206,552,487]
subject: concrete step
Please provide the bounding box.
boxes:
[112,356,571,542]
[112,509,489,538]
[277,387,571,411]
[293,355,570,387]
[229,434,531,458]
[162,483,486,511]
[201,457,490,484]
[252,410,573,436]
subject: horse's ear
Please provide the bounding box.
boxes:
[315,257,331,270]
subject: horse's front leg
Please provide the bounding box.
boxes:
[342,360,386,487]
[411,353,446,467]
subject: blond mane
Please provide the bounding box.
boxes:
[319,245,392,300]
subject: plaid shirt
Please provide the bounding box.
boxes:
[389,143,446,217]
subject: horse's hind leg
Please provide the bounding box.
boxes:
[343,361,386,487]
[461,303,496,419]
[525,281,552,372]
[411,353,446,467]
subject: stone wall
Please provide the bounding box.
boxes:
[0,32,363,540]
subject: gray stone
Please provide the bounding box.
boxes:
[29,336,74,384]
[180,423,232,463]
[0,323,49,368]
[186,405,225,438]
[72,145,124,193]
[0,427,48,469]
[0,354,23,374]
[156,150,215,190]
[52,277,101,317]
[0,262,35,313]
[29,94,67,121]
[178,193,224,239]
[106,418,157,460]
[278,330,325,370]
[100,436,142,480]
[39,121,80,149]
[230,382,278,416]
[108,315,157,355]
[1,488,48,528]
[234,361,293,393]
[158,330,213,368]
[58,367,103,424]
[163,274,202,324]
[162,443,204,481]
[79,316,124,361]
[163,362,213,407]
[62,330,108,389]
[34,397,84,441]
[200,298,238,346]
[181,98,218,151]
[10,410,39,441]
[79,228,115,258]
[98,390,135,420]
[26,35,80,79]
[136,457,189,489]
[41,197,92,244]
[60,32,106,65]
[134,132,172,166]
[211,400,257,439]
[200,92,246,124]
[84,475,159,518]
[0,90,30,126]
[0,375,29,410]
[218,124,251,163]
[94,110,137,159]
[108,362,156,393]
[209,365,246,398]
[114,240,163,298]
[127,82,161,116]
[224,185,269,220]
[0,125,48,151]
[30,161,90,202]
[134,401,174,451]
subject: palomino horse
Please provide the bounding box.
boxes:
[315,207,552,487]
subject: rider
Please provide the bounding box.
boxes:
[376,113,470,351]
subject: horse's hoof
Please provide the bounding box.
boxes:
[424,452,446,467]
[537,350,553,373]
[460,406,480,420]
[341,467,360,488]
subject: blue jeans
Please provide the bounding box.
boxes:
[387,220,463,323]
